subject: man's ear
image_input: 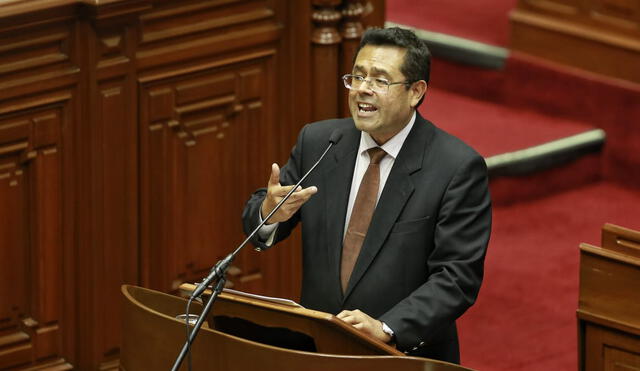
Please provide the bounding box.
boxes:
[410,80,427,107]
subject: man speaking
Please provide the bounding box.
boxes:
[242,27,492,364]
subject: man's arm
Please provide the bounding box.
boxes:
[242,125,317,250]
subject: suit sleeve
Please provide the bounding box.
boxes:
[241,124,310,250]
[379,153,492,351]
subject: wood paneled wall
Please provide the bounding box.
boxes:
[0,0,384,369]
[510,0,640,83]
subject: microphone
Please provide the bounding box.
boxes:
[329,130,343,145]
[190,129,343,298]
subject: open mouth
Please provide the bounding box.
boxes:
[358,102,378,115]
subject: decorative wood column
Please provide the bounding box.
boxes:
[75,4,146,368]
[339,0,366,118]
[362,0,385,29]
[311,0,342,121]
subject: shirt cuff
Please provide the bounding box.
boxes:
[381,322,395,343]
[257,208,278,247]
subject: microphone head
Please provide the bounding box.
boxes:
[329,130,343,145]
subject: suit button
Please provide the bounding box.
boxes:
[418,341,425,347]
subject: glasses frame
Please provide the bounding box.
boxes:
[341,74,414,93]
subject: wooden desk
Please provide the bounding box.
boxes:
[578,223,640,370]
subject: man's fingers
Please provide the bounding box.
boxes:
[267,163,280,188]
[336,309,387,342]
[272,184,298,197]
[264,178,318,223]
[300,186,318,197]
[288,186,318,203]
[342,317,364,328]
[338,317,358,325]
[337,310,352,320]
[274,185,318,201]
[337,310,359,325]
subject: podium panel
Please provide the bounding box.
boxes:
[121,285,473,371]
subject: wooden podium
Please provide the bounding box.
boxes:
[578,224,640,370]
[121,284,472,371]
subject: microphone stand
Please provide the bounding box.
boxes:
[170,274,225,371]
[170,135,339,371]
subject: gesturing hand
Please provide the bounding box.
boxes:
[260,163,318,224]
[337,309,392,343]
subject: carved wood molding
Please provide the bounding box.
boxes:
[0,0,151,21]
[0,25,78,100]
[136,2,282,72]
[311,0,342,45]
[338,0,369,117]
[340,0,365,40]
[84,0,152,20]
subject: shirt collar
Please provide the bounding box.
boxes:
[359,111,416,160]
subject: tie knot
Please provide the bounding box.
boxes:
[367,147,386,164]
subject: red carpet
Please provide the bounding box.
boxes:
[386,0,517,46]
[489,154,602,206]
[459,181,640,370]
[419,88,592,157]
[430,53,640,187]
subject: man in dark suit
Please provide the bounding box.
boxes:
[242,27,491,364]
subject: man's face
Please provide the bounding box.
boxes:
[348,45,421,144]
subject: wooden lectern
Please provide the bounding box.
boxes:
[121,284,473,370]
[578,223,640,370]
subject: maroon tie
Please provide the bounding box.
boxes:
[341,147,387,292]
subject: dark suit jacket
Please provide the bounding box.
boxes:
[242,113,492,363]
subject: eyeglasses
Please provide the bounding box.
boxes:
[342,74,413,93]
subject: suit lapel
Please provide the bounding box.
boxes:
[343,115,432,300]
[323,125,360,299]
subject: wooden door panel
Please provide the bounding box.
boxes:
[0,100,71,370]
[140,57,276,294]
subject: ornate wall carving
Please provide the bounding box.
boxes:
[0,0,385,369]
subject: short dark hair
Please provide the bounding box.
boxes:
[354,27,431,106]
